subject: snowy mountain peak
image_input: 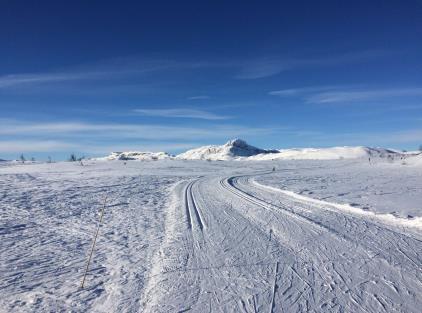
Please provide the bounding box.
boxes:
[224,138,248,148]
[177,139,278,160]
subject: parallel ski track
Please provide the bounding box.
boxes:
[146,173,421,312]
[221,174,421,271]
[217,172,422,312]
[185,179,205,231]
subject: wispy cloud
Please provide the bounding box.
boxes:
[133,108,230,120]
[187,95,210,100]
[0,73,104,89]
[0,119,280,156]
[269,86,422,104]
[269,86,336,97]
[0,119,275,142]
[0,51,391,90]
[0,140,198,154]
[236,50,388,79]
[0,57,210,90]
[1,118,420,155]
[306,88,422,104]
[0,140,77,153]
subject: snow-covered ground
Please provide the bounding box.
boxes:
[255,159,422,220]
[0,159,421,312]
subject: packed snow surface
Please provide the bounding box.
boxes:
[0,158,421,312]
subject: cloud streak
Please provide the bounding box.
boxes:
[236,50,389,79]
[269,86,337,97]
[1,118,421,155]
[0,51,391,90]
[306,88,422,104]
[187,95,210,100]
[0,140,199,154]
[270,86,422,104]
[0,73,102,89]
[0,140,77,153]
[0,57,207,89]
[0,119,279,156]
[0,119,275,142]
[133,108,230,120]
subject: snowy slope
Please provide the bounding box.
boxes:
[177,138,278,160]
[96,151,173,161]
[249,146,400,160]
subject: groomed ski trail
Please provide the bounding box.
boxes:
[142,172,422,312]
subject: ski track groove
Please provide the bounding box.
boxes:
[216,172,421,313]
[225,174,421,275]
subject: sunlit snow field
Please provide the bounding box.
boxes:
[0,159,421,312]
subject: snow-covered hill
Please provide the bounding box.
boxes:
[97,151,173,161]
[92,139,407,162]
[177,139,401,161]
[249,146,400,160]
[176,139,278,160]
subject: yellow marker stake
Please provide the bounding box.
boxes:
[80,196,108,289]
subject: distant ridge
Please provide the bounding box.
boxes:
[95,139,410,161]
[96,151,173,161]
[249,146,400,160]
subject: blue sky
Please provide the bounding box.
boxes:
[1,0,422,160]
